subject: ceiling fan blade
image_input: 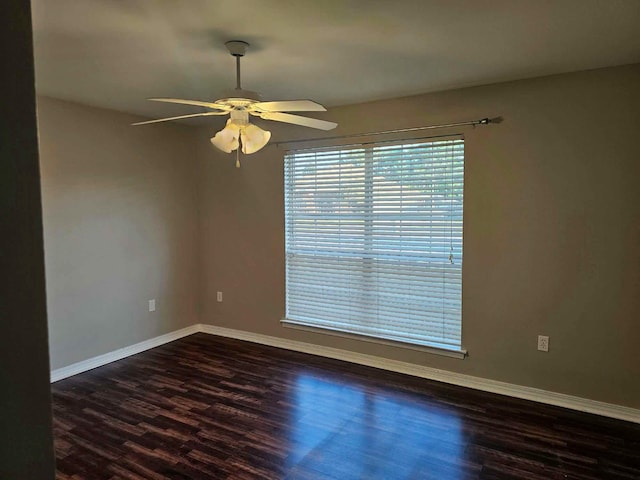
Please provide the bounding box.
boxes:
[131,111,227,126]
[148,98,231,111]
[253,100,326,112]
[259,112,337,130]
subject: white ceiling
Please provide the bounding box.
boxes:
[31,0,640,123]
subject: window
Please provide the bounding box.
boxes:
[283,137,464,355]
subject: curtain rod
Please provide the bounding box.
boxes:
[273,117,494,149]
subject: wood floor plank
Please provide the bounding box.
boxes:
[52,333,640,479]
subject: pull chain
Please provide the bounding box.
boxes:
[235,147,241,168]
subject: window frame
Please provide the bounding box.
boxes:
[282,136,467,358]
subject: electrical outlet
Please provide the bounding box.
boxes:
[537,335,549,352]
[148,299,156,312]
[216,291,223,303]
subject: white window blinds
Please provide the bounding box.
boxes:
[284,137,464,352]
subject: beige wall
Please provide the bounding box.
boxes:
[38,64,639,409]
[198,64,640,409]
[38,97,201,370]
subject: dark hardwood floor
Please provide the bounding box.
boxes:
[51,333,640,479]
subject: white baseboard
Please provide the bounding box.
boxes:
[50,322,639,424]
[198,324,640,424]
[50,325,199,382]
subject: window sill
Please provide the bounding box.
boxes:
[281,319,467,360]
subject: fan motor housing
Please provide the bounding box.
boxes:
[216,89,262,108]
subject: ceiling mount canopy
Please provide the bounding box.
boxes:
[225,40,249,57]
[132,40,337,159]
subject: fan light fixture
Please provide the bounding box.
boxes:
[210,111,271,154]
[132,40,337,167]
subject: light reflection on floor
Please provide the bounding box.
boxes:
[286,372,465,479]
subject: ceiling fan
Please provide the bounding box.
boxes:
[132,40,337,158]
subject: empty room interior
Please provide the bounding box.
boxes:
[3,1,640,479]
